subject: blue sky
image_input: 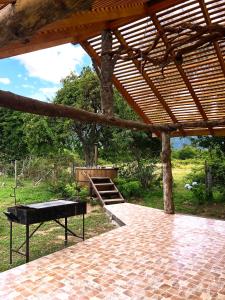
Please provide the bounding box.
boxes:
[0,44,91,102]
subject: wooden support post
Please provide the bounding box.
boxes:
[101,30,115,116]
[161,131,174,214]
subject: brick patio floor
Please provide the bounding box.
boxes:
[0,203,225,300]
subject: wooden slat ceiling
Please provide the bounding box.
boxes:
[83,0,225,136]
[0,0,225,136]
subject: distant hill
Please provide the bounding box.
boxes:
[171,137,192,149]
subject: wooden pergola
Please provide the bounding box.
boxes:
[0,0,224,214]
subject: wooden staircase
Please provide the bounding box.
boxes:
[88,176,125,206]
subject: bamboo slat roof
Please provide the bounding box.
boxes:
[1,0,225,136]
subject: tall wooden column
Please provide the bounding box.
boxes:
[161,131,174,214]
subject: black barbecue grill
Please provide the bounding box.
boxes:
[4,199,87,263]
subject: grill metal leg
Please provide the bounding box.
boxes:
[65,217,68,246]
[26,224,29,263]
[83,213,85,241]
[10,221,12,264]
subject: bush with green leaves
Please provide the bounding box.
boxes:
[173,145,198,160]
[115,178,142,199]
[64,182,89,200]
[119,158,159,189]
[185,165,205,186]
[184,164,209,204]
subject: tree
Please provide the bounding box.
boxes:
[192,136,225,153]
[0,108,28,161]
[23,114,69,157]
[54,67,161,167]
[54,67,107,166]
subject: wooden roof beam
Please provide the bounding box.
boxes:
[114,29,185,136]
[171,128,225,137]
[1,89,225,136]
[0,0,186,58]
[81,40,160,138]
[151,14,214,136]
[0,0,94,48]
[0,15,143,59]
[0,24,105,59]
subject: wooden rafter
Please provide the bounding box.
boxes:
[43,0,185,32]
[114,29,185,136]
[81,40,161,137]
[198,0,225,78]
[151,14,214,136]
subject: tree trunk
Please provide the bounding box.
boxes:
[161,131,174,214]
[101,30,114,116]
[83,143,95,167]
[0,0,93,48]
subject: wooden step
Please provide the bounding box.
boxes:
[99,190,118,194]
[91,177,111,183]
[91,177,110,180]
[104,199,125,205]
[95,183,114,191]
[88,175,125,206]
[95,183,114,186]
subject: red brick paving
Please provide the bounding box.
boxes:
[0,203,225,299]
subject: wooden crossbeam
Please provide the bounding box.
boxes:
[151,14,214,136]
[114,29,185,136]
[1,89,225,136]
[171,128,225,137]
[81,40,161,137]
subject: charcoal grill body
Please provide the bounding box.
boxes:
[4,200,87,263]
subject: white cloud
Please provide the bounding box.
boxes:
[30,86,59,102]
[0,77,10,84]
[22,84,34,89]
[14,44,86,84]
[39,87,59,98]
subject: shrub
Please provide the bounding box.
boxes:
[184,181,207,205]
[115,178,142,199]
[186,165,205,185]
[118,158,159,189]
[176,146,197,160]
[64,182,89,200]
[48,171,73,197]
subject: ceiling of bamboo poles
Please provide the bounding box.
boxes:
[0,0,225,136]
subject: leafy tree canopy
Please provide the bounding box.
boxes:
[0,108,28,161]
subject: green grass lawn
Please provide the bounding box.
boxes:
[0,177,115,273]
[132,160,225,220]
